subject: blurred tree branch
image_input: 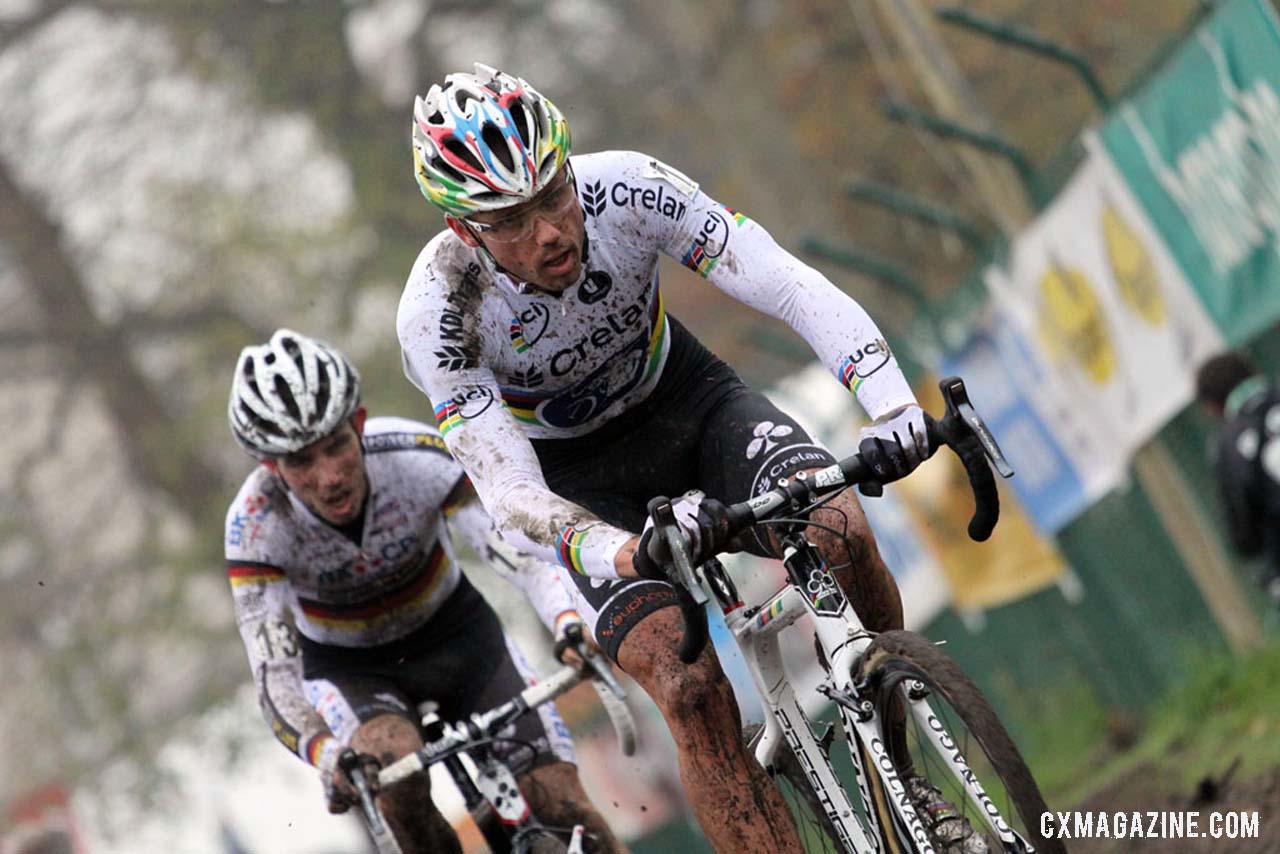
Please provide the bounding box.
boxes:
[0,0,76,50]
[0,157,222,521]
[118,0,463,282]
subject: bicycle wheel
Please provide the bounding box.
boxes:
[856,631,1064,854]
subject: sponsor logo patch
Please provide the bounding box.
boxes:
[582,180,608,217]
[746,421,795,460]
[433,386,496,435]
[606,181,688,221]
[838,338,893,393]
[509,304,550,353]
[681,205,747,278]
[579,270,614,304]
[751,445,832,497]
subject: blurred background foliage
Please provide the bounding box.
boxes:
[0,0,1211,811]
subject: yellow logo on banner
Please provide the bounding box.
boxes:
[1102,205,1165,326]
[1038,265,1115,385]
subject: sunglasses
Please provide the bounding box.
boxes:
[467,164,578,244]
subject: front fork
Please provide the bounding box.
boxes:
[779,538,941,854]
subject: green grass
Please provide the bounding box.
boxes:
[1040,640,1280,808]
[1006,675,1114,801]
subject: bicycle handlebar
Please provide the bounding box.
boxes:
[558,622,638,756]
[339,749,398,852]
[375,654,636,787]
[650,376,1014,663]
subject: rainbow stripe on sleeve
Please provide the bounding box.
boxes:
[433,400,462,435]
[838,356,865,395]
[680,243,717,278]
[557,525,590,575]
[306,733,333,767]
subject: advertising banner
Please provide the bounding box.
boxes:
[985,152,1223,465]
[1097,0,1280,344]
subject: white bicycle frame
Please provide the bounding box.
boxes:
[365,663,635,854]
[716,544,1029,854]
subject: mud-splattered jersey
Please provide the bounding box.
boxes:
[224,416,576,769]
[397,150,916,579]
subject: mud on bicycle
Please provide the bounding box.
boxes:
[645,376,1066,854]
[342,625,637,854]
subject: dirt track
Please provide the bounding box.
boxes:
[1064,766,1280,853]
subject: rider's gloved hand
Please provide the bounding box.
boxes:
[632,490,732,581]
[858,404,929,492]
[315,737,356,814]
[553,614,591,668]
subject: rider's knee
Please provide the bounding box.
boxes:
[350,713,424,767]
[616,607,738,725]
[520,760,589,812]
[350,715,433,819]
[653,651,735,722]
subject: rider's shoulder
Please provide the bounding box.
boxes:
[224,467,291,557]
[406,230,489,289]
[361,416,452,460]
[574,150,700,198]
[399,231,498,327]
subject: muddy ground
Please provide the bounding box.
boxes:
[1064,765,1280,853]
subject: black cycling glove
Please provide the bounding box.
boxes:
[632,491,733,581]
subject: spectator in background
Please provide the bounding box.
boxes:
[1195,352,1280,605]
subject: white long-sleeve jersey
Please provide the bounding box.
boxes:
[223,416,576,768]
[397,150,916,580]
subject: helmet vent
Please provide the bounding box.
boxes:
[444,139,485,175]
[273,375,301,421]
[241,402,284,439]
[538,150,558,180]
[511,106,533,151]
[532,101,549,138]
[313,369,332,424]
[429,156,465,187]
[482,124,514,172]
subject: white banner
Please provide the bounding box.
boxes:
[986,148,1224,469]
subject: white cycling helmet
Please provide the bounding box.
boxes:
[228,329,362,459]
[412,62,571,216]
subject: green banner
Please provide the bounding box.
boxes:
[1098,0,1280,345]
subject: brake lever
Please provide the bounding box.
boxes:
[938,376,1015,478]
[560,622,628,700]
[652,500,709,606]
[339,749,393,842]
[584,648,639,757]
[582,644,626,700]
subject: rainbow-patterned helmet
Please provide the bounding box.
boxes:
[412,63,572,217]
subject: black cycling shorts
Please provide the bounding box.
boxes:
[533,318,836,662]
[300,576,574,770]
